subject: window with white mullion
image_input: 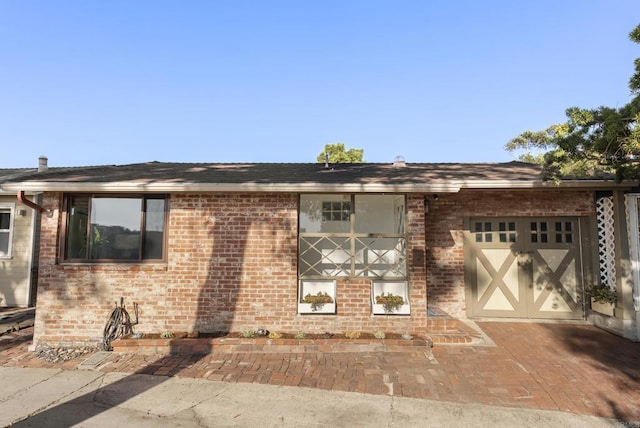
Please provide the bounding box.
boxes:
[299,194,406,279]
[298,235,351,277]
[354,236,407,278]
[0,204,15,258]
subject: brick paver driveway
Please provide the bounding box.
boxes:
[433,322,640,422]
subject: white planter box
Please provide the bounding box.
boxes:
[371,280,410,315]
[591,298,615,317]
[298,280,336,314]
[297,302,336,314]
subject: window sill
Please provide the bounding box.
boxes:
[58,260,168,265]
[58,261,168,269]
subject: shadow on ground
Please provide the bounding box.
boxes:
[12,342,210,427]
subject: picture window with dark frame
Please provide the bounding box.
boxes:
[62,194,167,262]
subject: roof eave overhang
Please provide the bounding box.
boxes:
[1,179,635,193]
[0,189,41,195]
[2,182,463,193]
[458,180,637,190]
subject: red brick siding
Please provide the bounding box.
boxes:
[33,193,428,347]
[425,189,595,317]
[33,189,593,346]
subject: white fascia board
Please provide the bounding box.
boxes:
[0,188,41,195]
[2,181,464,193]
[457,180,636,189]
[4,179,633,193]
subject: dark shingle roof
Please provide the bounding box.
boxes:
[0,161,626,193]
[0,168,37,184]
[5,161,542,183]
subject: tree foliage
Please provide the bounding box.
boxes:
[317,143,364,163]
[506,24,640,181]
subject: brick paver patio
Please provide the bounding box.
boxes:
[1,321,638,422]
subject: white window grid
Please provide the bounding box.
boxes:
[0,203,15,258]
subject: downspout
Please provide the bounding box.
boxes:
[17,191,44,213]
[26,193,41,307]
[21,156,49,308]
[17,156,48,213]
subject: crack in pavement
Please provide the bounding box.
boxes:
[0,368,63,403]
[8,370,108,426]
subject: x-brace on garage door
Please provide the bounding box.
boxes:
[465,217,590,320]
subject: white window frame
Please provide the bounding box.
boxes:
[0,203,15,259]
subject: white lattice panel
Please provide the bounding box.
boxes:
[596,196,616,289]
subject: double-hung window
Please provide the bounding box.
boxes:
[62,194,167,262]
[299,194,406,278]
[0,203,15,258]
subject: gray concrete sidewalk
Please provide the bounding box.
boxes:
[0,367,628,427]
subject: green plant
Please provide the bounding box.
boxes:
[302,291,334,311]
[375,292,404,313]
[294,332,306,339]
[373,331,386,339]
[345,331,361,339]
[87,226,110,258]
[586,284,617,304]
[241,329,256,338]
[159,330,174,339]
[268,331,282,339]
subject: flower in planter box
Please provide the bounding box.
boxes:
[376,292,405,313]
[585,284,617,304]
[302,291,334,311]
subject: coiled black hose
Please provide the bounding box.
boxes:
[102,298,137,350]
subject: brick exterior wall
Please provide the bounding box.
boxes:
[33,193,428,347]
[32,189,595,346]
[425,189,596,317]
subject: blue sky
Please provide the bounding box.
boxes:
[0,1,638,168]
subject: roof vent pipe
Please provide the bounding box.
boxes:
[38,156,48,172]
[324,152,329,169]
[393,155,406,167]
